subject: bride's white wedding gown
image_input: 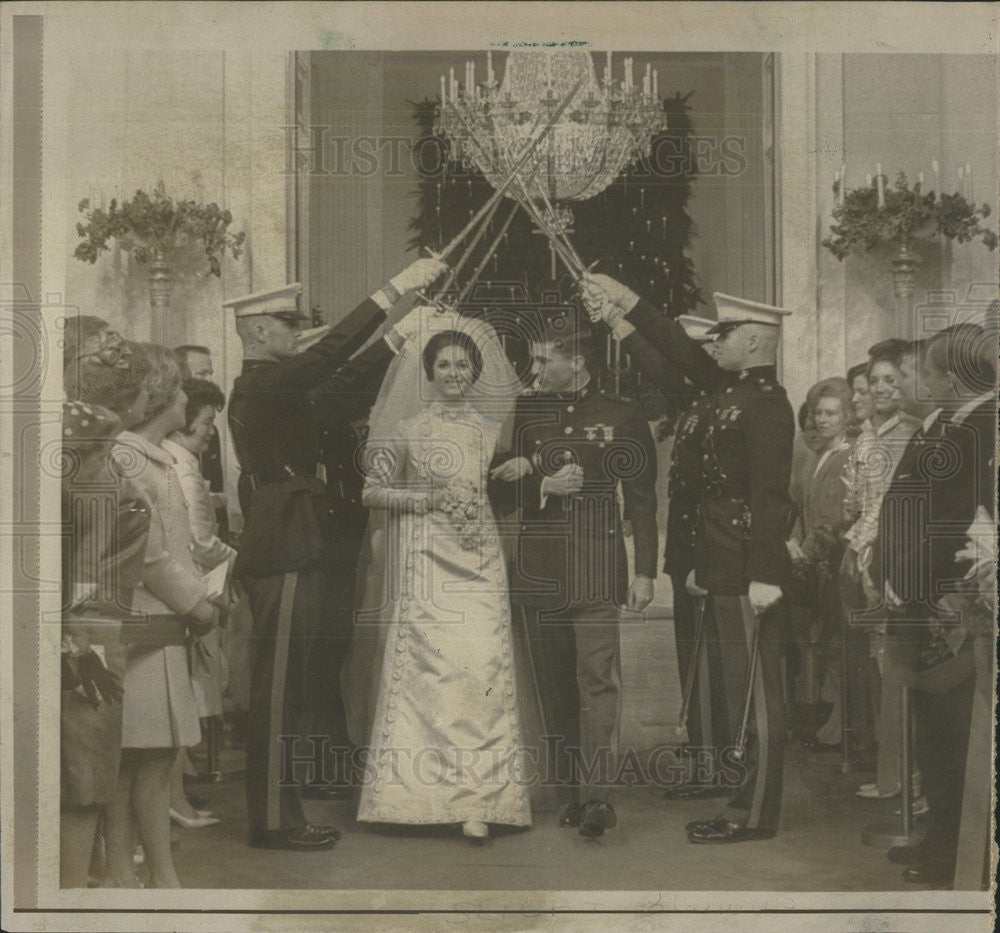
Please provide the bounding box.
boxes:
[355,401,531,827]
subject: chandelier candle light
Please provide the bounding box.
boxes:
[436,49,666,210]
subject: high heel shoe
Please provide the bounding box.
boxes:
[169,808,221,829]
[461,820,490,845]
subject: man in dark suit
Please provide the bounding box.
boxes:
[583,274,795,845]
[489,315,658,838]
[872,325,996,887]
[227,258,445,851]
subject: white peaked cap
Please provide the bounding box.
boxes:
[707,292,792,335]
[678,314,718,342]
[223,283,304,319]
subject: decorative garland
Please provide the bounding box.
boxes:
[74,182,245,277]
[823,171,997,259]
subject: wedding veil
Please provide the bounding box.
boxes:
[365,305,521,451]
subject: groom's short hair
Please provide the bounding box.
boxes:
[541,314,597,368]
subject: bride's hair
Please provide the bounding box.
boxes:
[422,330,484,383]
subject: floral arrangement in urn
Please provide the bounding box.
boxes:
[74,181,245,277]
[822,170,997,259]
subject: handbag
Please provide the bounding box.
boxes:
[234,474,330,577]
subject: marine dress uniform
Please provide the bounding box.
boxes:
[691,358,795,838]
[615,288,795,841]
[489,378,658,828]
[227,283,398,847]
[629,315,736,791]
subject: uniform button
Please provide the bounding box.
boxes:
[534,439,541,445]
[731,519,739,526]
[726,387,734,393]
[567,405,575,413]
[564,427,573,435]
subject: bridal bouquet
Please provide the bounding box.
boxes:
[438,479,483,551]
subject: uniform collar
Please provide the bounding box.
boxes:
[736,364,778,383]
[532,376,594,403]
[242,358,278,373]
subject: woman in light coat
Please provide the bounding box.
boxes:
[105,346,218,888]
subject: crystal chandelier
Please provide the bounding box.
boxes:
[435,49,666,206]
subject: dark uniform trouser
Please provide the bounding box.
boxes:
[671,574,732,772]
[711,594,786,833]
[522,604,622,805]
[245,567,336,836]
[914,674,975,865]
[302,541,362,782]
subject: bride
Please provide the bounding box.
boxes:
[353,308,531,844]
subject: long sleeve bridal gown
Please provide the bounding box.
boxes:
[355,400,531,828]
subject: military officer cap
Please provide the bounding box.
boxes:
[223,283,306,325]
[678,314,718,342]
[706,292,791,338]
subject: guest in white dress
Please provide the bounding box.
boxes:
[105,345,219,887]
[355,318,531,845]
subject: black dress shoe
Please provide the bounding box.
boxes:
[688,819,776,844]
[579,801,617,838]
[887,844,925,865]
[558,802,583,828]
[300,783,353,801]
[685,816,722,833]
[250,825,338,851]
[663,783,734,800]
[902,859,954,887]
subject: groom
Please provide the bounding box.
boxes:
[489,314,658,838]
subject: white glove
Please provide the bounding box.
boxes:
[748,581,782,614]
[580,272,640,313]
[581,288,635,339]
[685,569,708,597]
[786,539,805,561]
[390,258,447,295]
